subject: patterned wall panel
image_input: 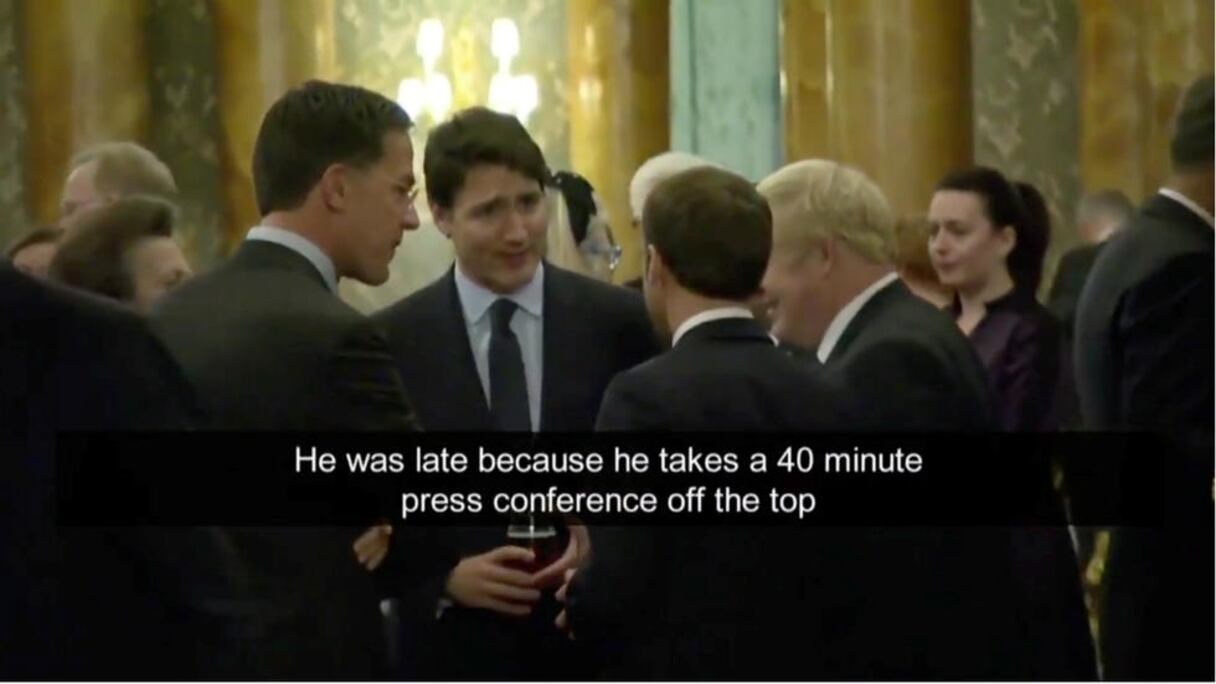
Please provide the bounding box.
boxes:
[0,0,27,245]
[672,0,782,181]
[146,0,227,267]
[972,0,1082,284]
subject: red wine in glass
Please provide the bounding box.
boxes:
[506,514,564,575]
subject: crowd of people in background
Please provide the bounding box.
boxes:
[2,73,1212,681]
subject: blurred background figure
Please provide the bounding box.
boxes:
[59,142,178,230]
[545,170,621,282]
[891,215,950,307]
[49,197,192,313]
[5,226,62,280]
[625,151,722,290]
[1048,189,1134,333]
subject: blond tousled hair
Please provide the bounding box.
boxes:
[756,159,894,263]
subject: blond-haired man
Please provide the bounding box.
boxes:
[757,159,1094,679]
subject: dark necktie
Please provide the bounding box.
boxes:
[489,298,531,431]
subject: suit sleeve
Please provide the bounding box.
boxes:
[328,318,421,431]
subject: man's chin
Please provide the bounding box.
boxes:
[351,266,391,287]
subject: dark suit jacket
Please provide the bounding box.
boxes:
[572,316,846,679]
[823,279,1094,679]
[375,262,658,432]
[372,262,658,679]
[150,239,419,679]
[825,279,997,431]
[1074,192,1215,680]
[0,266,201,678]
[1048,242,1105,336]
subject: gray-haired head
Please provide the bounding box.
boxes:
[1076,189,1135,243]
[629,151,723,223]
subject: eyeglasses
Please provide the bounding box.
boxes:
[583,243,623,272]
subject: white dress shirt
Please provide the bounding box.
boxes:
[671,306,764,347]
[816,271,900,363]
[1158,188,1215,229]
[246,225,339,292]
[453,261,545,431]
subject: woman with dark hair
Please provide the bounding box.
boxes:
[49,196,192,313]
[928,168,1095,680]
[545,170,622,282]
[928,167,1066,431]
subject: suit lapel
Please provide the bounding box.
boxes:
[435,269,494,430]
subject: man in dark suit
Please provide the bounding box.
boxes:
[149,81,421,678]
[1075,74,1214,681]
[562,167,845,678]
[756,159,1094,679]
[0,266,201,678]
[1048,189,1134,335]
[373,107,657,679]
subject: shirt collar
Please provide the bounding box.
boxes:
[1159,188,1215,229]
[816,271,899,363]
[946,285,1031,319]
[454,260,545,325]
[246,226,338,292]
[671,306,757,347]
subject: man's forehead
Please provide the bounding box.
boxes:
[458,167,540,203]
[62,160,100,194]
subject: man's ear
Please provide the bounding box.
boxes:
[645,244,664,287]
[815,236,836,274]
[431,203,452,239]
[318,164,350,213]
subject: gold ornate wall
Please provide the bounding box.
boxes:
[781,0,972,216]
[1080,0,1214,202]
[567,0,670,284]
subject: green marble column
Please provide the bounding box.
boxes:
[972,0,1081,292]
[671,0,782,181]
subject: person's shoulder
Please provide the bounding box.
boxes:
[1109,197,1211,260]
[863,286,960,346]
[9,270,146,336]
[1090,217,1208,303]
[547,263,647,314]
[373,270,452,325]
